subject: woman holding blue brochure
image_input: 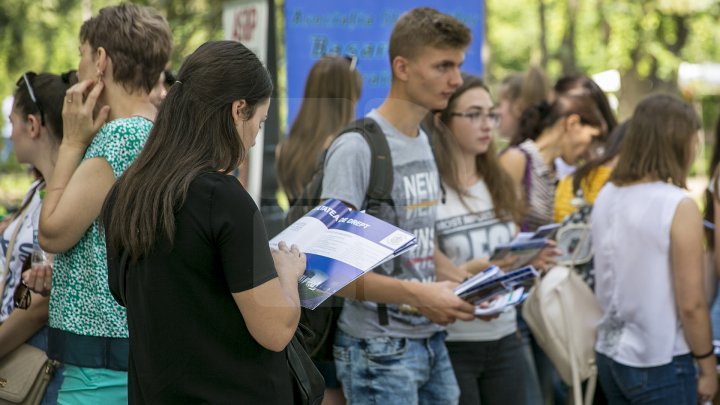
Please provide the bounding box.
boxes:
[102,41,307,404]
[426,74,559,405]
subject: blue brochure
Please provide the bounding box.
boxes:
[270,199,417,309]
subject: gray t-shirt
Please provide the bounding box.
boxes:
[321,109,442,339]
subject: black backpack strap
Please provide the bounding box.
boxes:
[419,121,446,204]
[337,117,394,325]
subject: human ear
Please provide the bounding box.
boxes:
[393,56,410,82]
[95,47,108,78]
[26,114,42,139]
[231,100,249,124]
[564,114,582,132]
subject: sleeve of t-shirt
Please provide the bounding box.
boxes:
[320,132,371,210]
[210,175,277,293]
[84,119,150,178]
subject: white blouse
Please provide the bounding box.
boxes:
[592,181,690,367]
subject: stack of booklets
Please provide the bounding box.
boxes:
[489,223,560,268]
[455,265,540,316]
[270,199,417,309]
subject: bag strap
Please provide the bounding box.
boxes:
[337,118,395,325]
[0,199,33,297]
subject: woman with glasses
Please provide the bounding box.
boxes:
[424,74,555,405]
[0,70,77,404]
[22,4,172,403]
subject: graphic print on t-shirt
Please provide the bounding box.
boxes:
[382,160,439,282]
[436,209,515,266]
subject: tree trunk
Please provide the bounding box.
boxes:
[559,0,578,75]
[539,0,548,69]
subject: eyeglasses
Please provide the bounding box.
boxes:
[16,72,46,126]
[450,111,501,127]
[13,281,31,310]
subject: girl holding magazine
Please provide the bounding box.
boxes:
[426,74,558,405]
[592,94,716,403]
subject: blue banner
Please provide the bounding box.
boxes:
[284,1,484,129]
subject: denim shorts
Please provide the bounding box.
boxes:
[333,329,460,405]
[596,352,696,405]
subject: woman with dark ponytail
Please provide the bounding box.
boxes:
[499,93,606,232]
[0,70,77,404]
[103,40,306,404]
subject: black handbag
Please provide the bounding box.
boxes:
[287,328,325,405]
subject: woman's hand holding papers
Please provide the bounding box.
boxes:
[531,240,561,273]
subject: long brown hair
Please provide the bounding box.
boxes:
[276,56,362,200]
[611,94,700,188]
[426,74,524,223]
[103,41,273,263]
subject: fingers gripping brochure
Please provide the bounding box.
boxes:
[489,224,559,268]
[270,199,417,310]
[454,265,539,315]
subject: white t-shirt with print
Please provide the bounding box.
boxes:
[436,180,517,342]
[0,181,42,322]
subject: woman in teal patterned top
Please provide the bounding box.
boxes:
[22,4,172,403]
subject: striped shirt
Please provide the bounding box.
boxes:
[517,140,556,231]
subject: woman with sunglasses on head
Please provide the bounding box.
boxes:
[0,70,77,404]
[425,74,559,405]
[22,4,172,403]
[277,55,362,202]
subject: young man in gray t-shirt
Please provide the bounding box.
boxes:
[321,7,476,405]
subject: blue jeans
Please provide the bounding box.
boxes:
[596,352,696,405]
[333,330,460,405]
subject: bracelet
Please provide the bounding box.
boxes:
[692,347,715,360]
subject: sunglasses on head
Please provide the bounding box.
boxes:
[16,72,46,126]
[14,281,31,310]
[343,55,358,71]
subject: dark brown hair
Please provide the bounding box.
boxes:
[554,75,617,136]
[571,120,629,193]
[511,92,607,146]
[80,3,172,94]
[426,74,523,223]
[14,71,77,143]
[103,41,273,262]
[388,8,471,65]
[611,94,699,188]
[277,56,362,200]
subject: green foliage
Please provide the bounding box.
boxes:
[486,0,720,86]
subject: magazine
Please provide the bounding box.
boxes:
[474,287,530,316]
[270,199,417,309]
[455,265,539,312]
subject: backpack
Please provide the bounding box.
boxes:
[521,265,601,405]
[286,117,395,360]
